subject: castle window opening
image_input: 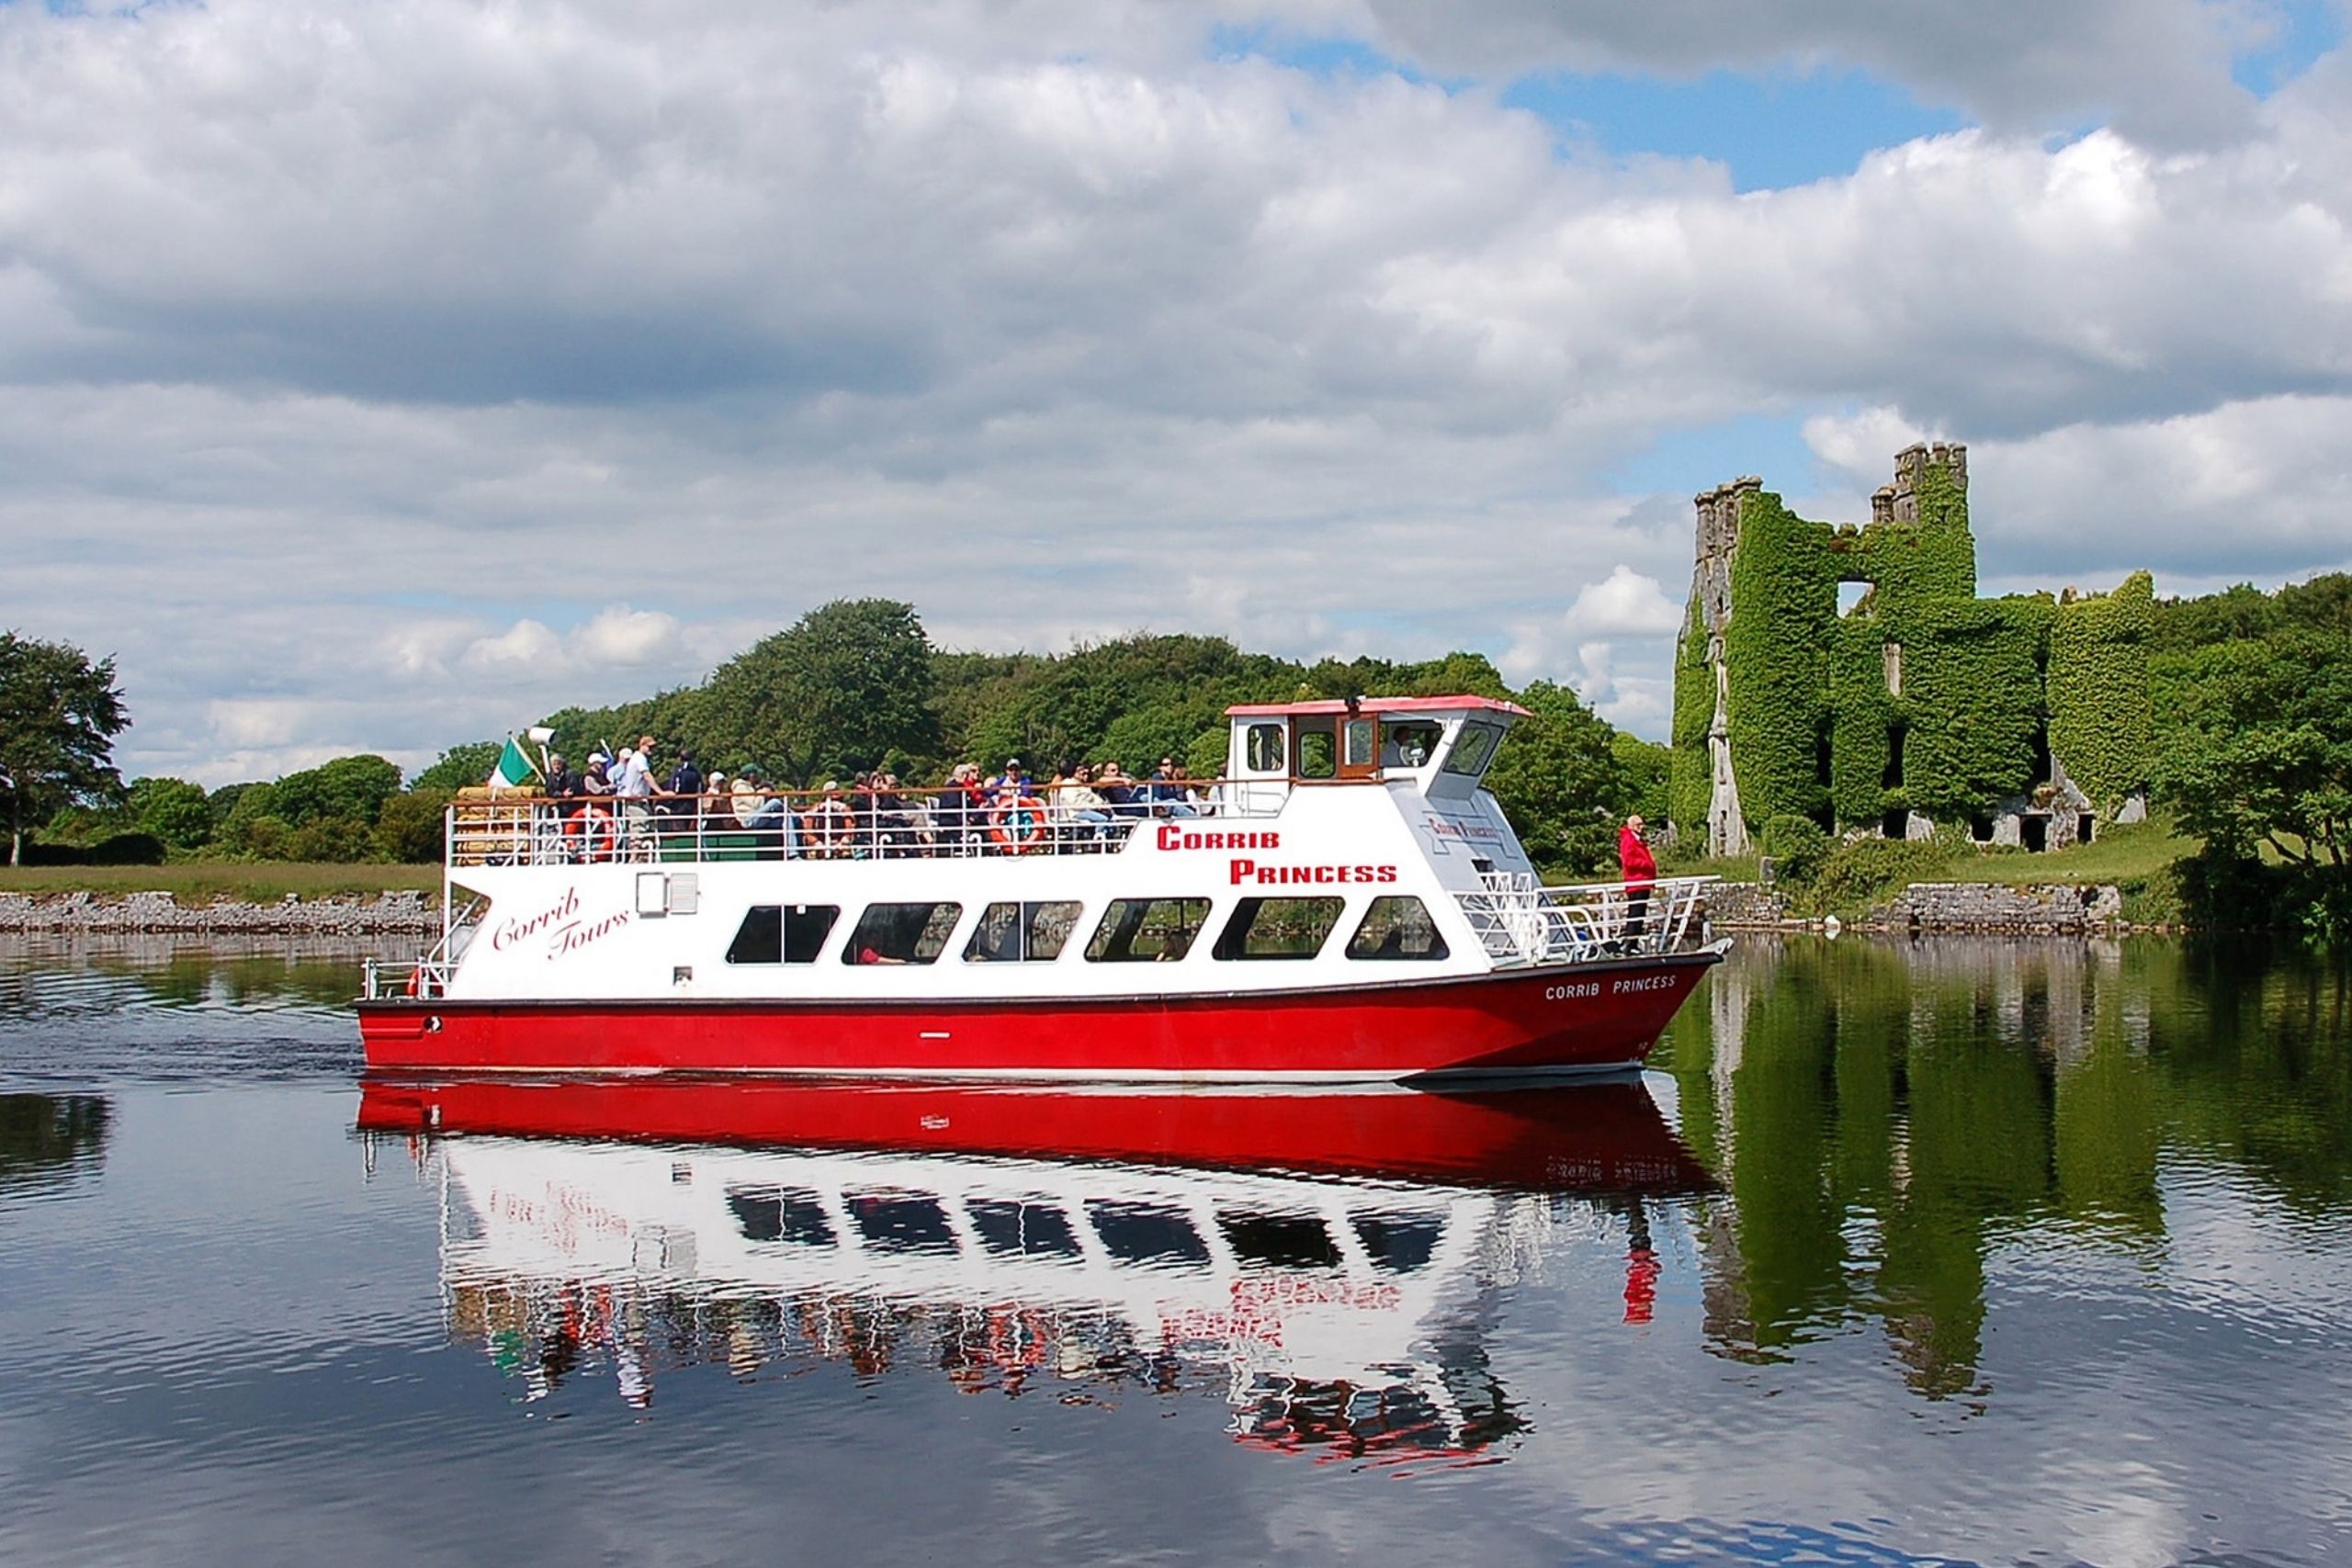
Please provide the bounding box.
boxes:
[1883,721,1906,789]
[2021,815,2049,852]
[1881,809,1909,840]
[1838,581,1870,615]
[1970,816,1995,844]
[2076,814,2096,845]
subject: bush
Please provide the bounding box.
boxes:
[1798,837,1953,915]
[1759,814,1831,887]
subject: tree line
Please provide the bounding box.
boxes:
[0,600,1669,875]
[7,574,2346,931]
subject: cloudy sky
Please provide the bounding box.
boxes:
[4,0,2348,784]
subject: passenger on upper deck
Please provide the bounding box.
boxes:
[1097,761,1145,821]
[1148,757,1200,818]
[805,781,855,859]
[934,763,987,854]
[1055,763,1114,841]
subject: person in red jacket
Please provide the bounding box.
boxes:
[1619,814,1657,944]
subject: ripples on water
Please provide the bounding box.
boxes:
[1,932,2349,1567]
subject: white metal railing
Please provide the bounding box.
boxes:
[442,782,1276,870]
[1454,874,1715,966]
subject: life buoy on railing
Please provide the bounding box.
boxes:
[989,796,1049,853]
[567,805,617,863]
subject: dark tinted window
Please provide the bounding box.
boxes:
[968,1198,1081,1258]
[1088,1200,1210,1266]
[1346,897,1450,960]
[1084,898,1211,963]
[783,905,840,963]
[1352,1212,1444,1273]
[843,902,961,965]
[726,906,782,964]
[846,1190,957,1254]
[1214,897,1344,960]
[728,1185,834,1246]
[1222,1210,1341,1269]
[964,900,1083,963]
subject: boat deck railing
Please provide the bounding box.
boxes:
[444,783,1284,869]
[1455,874,1715,966]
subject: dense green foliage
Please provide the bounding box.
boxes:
[1668,602,1715,829]
[1722,490,1838,825]
[1676,452,2153,842]
[0,633,130,866]
[27,599,1645,876]
[2155,624,2352,943]
[2048,573,2156,812]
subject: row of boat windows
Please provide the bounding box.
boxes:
[1238,719,1498,778]
[722,894,1451,966]
[726,1184,1446,1274]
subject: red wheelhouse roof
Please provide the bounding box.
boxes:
[1222,694,1532,719]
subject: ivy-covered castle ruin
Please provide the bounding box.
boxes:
[1668,443,2155,856]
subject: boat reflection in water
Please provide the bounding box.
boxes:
[356,1075,1710,1463]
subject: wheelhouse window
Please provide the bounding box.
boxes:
[1346,897,1449,960]
[726,904,840,964]
[964,900,1082,963]
[1441,723,1500,777]
[1244,723,1284,773]
[843,901,961,965]
[1382,721,1442,769]
[1295,726,1337,779]
[1212,897,1344,961]
[1084,897,1211,963]
[1343,717,1375,769]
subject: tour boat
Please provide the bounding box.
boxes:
[356,1075,1712,1438]
[357,694,1722,1080]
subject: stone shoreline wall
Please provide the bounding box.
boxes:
[1704,881,2131,934]
[0,891,438,935]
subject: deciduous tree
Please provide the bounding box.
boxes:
[0,633,129,865]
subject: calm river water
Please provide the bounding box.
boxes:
[2,934,2347,1567]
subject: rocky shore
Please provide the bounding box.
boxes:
[1704,881,2139,934]
[0,890,438,935]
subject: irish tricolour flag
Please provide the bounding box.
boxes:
[487,736,537,792]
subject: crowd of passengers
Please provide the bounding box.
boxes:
[532,734,1214,860]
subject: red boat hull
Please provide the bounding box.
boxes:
[355,1075,1713,1194]
[356,953,1719,1081]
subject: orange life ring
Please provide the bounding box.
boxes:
[405,969,422,998]
[989,795,1049,853]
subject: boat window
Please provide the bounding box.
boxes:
[1382,721,1442,769]
[728,1185,835,1246]
[1245,722,1284,773]
[1351,1212,1444,1273]
[963,900,1082,963]
[1343,717,1375,769]
[845,1190,958,1254]
[842,901,961,965]
[729,904,842,964]
[1346,897,1450,960]
[1221,1210,1341,1269]
[1212,897,1344,961]
[1084,897,1211,963]
[1442,723,1500,777]
[968,1198,1081,1259]
[1296,727,1336,779]
[1087,1200,1211,1266]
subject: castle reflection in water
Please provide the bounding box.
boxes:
[360,1076,1710,1461]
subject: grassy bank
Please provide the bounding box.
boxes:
[0,863,440,902]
